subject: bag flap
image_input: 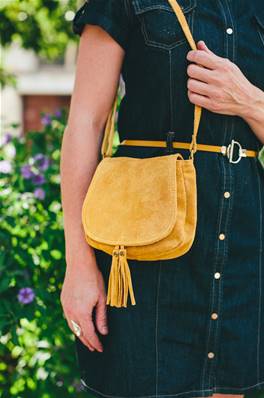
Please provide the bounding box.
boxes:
[82,154,178,246]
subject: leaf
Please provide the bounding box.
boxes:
[50,250,62,260]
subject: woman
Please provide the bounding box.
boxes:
[60,0,264,397]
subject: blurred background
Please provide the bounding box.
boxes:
[0,1,263,398]
[0,1,95,397]
[1,0,78,132]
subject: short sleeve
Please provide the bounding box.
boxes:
[72,0,132,51]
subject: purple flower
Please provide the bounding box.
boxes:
[72,380,85,392]
[32,174,46,185]
[54,109,62,118]
[41,114,52,126]
[2,133,12,146]
[0,160,12,174]
[21,164,34,179]
[18,287,35,304]
[33,153,50,171]
[34,187,45,200]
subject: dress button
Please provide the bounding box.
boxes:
[224,191,231,198]
[214,272,221,279]
[208,352,215,359]
[219,233,225,240]
[211,312,218,320]
[226,27,233,35]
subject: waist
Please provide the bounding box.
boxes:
[119,139,259,164]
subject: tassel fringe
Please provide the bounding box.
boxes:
[106,245,136,308]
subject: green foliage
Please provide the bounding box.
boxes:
[0,111,91,397]
[259,146,264,168]
[0,0,81,61]
[0,66,16,89]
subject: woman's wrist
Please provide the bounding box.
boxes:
[64,228,97,270]
[65,246,98,273]
[240,83,264,124]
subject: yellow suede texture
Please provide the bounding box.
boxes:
[81,154,197,307]
[82,155,197,261]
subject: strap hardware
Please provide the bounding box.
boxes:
[165,131,176,154]
[221,139,247,164]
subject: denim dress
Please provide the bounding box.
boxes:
[72,0,264,397]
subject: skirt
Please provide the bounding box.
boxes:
[74,145,264,398]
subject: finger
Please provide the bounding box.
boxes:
[81,312,104,352]
[76,335,95,352]
[187,63,214,83]
[187,78,215,97]
[95,295,108,335]
[188,90,212,109]
[66,316,95,351]
[187,49,218,70]
[197,40,214,55]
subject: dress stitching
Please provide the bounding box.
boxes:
[257,28,264,47]
[138,9,195,50]
[169,50,173,130]
[200,263,214,389]
[214,121,234,385]
[79,379,264,398]
[201,156,225,389]
[155,261,162,396]
[256,162,263,383]
[210,157,227,386]
[217,0,228,66]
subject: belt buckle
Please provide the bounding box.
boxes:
[221,139,247,164]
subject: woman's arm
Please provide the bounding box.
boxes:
[60,24,125,352]
[242,86,264,144]
[186,41,264,144]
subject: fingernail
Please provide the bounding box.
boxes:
[102,327,108,334]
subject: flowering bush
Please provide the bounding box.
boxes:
[0,110,90,397]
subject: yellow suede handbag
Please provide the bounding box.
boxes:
[81,0,202,308]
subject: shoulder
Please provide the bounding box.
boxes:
[72,0,136,51]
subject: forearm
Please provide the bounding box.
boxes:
[60,123,102,268]
[241,85,264,145]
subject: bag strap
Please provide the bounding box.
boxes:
[101,0,202,159]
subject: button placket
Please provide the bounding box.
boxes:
[200,2,236,389]
[203,156,235,387]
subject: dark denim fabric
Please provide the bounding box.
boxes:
[72,0,264,397]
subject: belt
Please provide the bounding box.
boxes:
[120,138,259,164]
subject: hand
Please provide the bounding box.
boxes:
[186,40,256,118]
[60,249,108,352]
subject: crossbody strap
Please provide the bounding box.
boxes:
[101,0,202,158]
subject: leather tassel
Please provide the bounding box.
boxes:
[106,245,136,308]
[107,245,119,306]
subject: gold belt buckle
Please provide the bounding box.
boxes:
[221,139,247,164]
